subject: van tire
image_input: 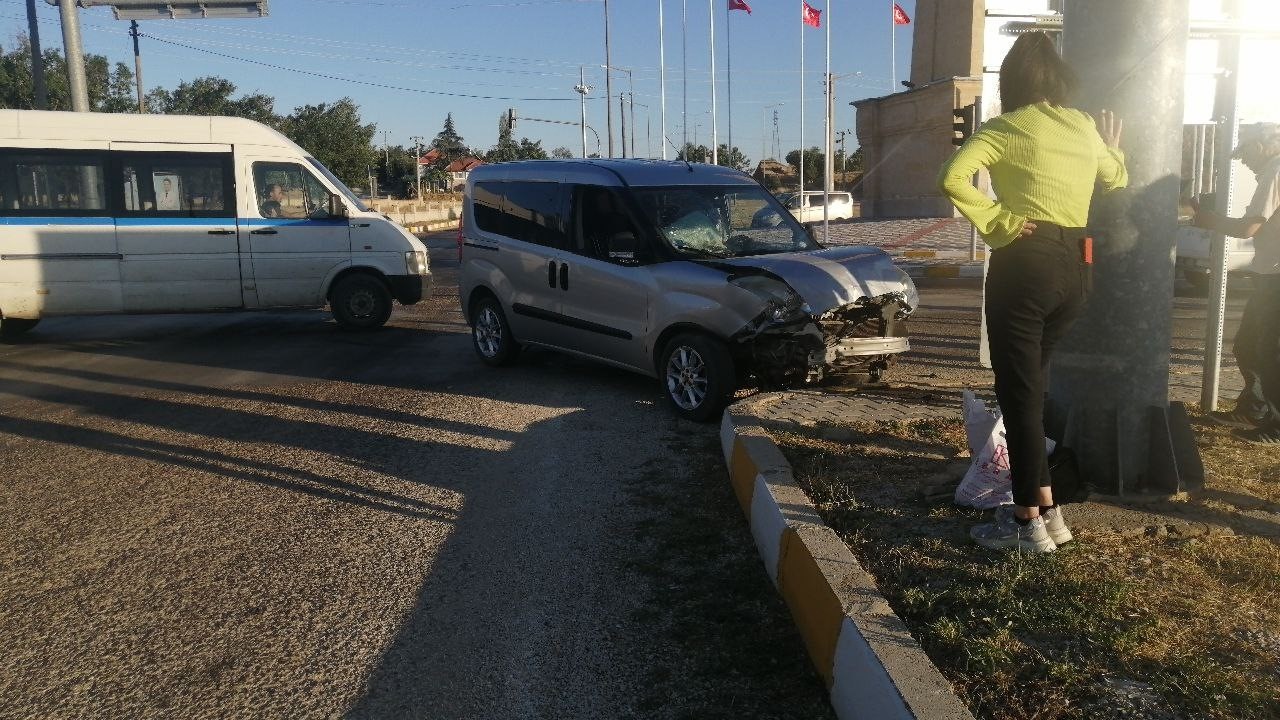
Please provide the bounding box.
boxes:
[470,296,519,366]
[659,332,735,422]
[331,274,392,330]
[0,318,39,338]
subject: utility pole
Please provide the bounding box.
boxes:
[574,67,593,158]
[604,0,615,157]
[25,0,47,110]
[708,0,718,165]
[659,0,668,159]
[382,130,391,173]
[682,0,688,152]
[619,92,628,158]
[1052,0,1193,495]
[55,0,90,112]
[129,20,145,113]
[410,135,425,200]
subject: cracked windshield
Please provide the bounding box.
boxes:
[634,186,817,258]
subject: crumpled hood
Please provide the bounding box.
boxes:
[714,245,918,315]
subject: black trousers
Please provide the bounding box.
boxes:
[1234,274,1280,424]
[985,224,1090,508]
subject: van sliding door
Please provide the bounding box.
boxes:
[110,144,242,312]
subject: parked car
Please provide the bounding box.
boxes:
[458,159,917,421]
[0,110,430,335]
[773,190,857,225]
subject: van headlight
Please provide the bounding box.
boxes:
[404,250,429,275]
[731,275,809,322]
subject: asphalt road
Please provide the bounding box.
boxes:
[0,232,836,720]
[0,231,1245,719]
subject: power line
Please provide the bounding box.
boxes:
[139,33,580,102]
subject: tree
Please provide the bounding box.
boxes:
[785,147,826,190]
[516,138,548,160]
[146,76,277,124]
[433,113,468,162]
[485,111,519,163]
[551,146,574,159]
[1,39,134,113]
[716,144,750,172]
[676,142,711,163]
[278,98,375,187]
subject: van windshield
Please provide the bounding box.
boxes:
[306,157,368,212]
[632,185,817,259]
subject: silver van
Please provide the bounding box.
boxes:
[458,160,918,421]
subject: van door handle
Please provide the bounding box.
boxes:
[207,229,235,235]
[559,263,569,291]
[548,260,558,288]
[354,222,371,228]
[250,228,278,235]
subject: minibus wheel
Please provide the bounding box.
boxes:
[659,332,735,422]
[331,274,392,330]
[470,296,519,366]
[0,318,39,338]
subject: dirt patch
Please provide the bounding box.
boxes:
[772,413,1280,720]
[622,432,835,719]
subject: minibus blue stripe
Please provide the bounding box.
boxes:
[0,217,114,226]
[245,218,349,227]
[116,217,236,226]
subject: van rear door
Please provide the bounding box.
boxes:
[243,157,351,308]
[111,144,243,311]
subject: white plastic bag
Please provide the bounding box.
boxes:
[954,391,1054,509]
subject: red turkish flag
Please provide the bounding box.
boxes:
[893,3,911,25]
[802,1,821,28]
[728,0,752,14]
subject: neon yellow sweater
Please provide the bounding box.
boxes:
[937,101,1128,249]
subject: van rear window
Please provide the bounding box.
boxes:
[473,181,566,248]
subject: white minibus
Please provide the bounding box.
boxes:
[0,110,431,336]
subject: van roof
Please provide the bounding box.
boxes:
[0,109,303,151]
[470,158,758,187]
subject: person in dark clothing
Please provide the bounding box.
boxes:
[1194,123,1280,443]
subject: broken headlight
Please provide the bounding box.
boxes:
[731,275,811,322]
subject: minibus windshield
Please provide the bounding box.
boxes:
[306,157,368,212]
[633,185,817,259]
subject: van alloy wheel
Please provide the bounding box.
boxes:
[666,345,709,411]
[470,296,519,366]
[474,307,503,358]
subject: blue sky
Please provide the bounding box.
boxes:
[3,0,916,164]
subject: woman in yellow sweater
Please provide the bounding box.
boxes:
[939,31,1126,552]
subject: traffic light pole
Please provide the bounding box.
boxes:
[1052,0,1197,495]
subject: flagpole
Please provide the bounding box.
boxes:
[682,0,688,153]
[709,0,718,165]
[822,0,830,241]
[660,0,668,159]
[726,0,732,166]
[799,0,805,198]
[890,0,896,92]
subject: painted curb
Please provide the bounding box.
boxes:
[720,398,975,720]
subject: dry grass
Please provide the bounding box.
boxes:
[774,413,1280,720]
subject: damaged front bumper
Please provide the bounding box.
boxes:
[731,295,912,386]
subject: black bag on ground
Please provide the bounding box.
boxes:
[1049,447,1090,504]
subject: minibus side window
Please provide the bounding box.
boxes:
[0,151,106,214]
[118,153,230,216]
[569,185,645,265]
[253,162,334,220]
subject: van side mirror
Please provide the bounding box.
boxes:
[328,193,349,219]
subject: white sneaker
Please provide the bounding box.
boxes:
[1042,506,1073,546]
[970,506,1057,553]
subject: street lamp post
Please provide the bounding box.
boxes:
[574,67,594,158]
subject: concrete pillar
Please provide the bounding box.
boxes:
[1049,0,1191,493]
